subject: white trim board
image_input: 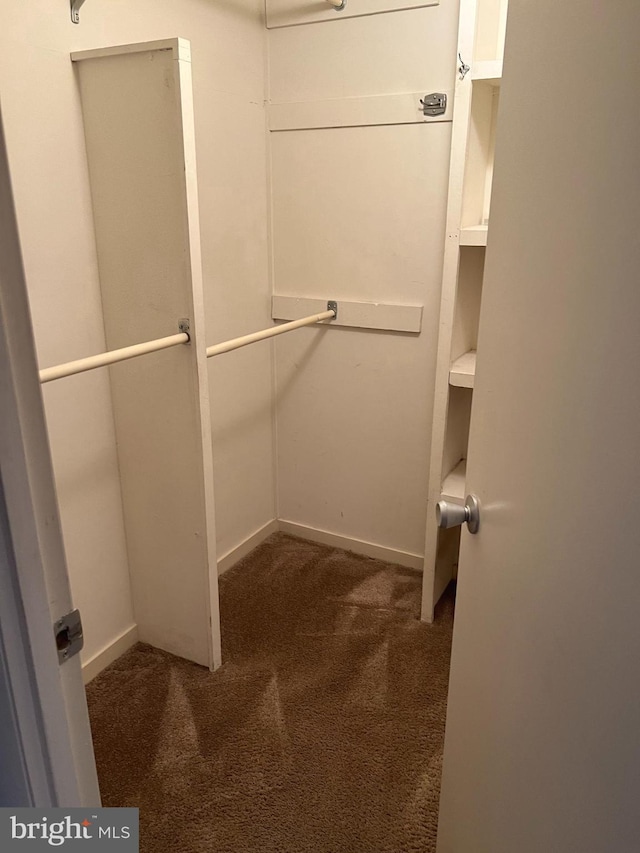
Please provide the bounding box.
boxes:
[81,625,138,685]
[272,296,423,333]
[217,519,280,575]
[81,519,424,681]
[269,91,453,132]
[278,520,424,570]
[218,518,423,574]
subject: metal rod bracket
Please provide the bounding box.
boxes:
[70,0,86,24]
[178,318,191,339]
[327,300,338,319]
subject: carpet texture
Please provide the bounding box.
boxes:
[86,533,455,853]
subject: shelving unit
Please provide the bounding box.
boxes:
[421,0,508,621]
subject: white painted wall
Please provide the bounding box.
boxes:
[267,4,460,561]
[0,0,272,663]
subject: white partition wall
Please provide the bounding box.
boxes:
[266,4,459,566]
[72,40,220,669]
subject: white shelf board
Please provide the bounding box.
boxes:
[460,225,488,247]
[266,0,438,29]
[472,60,503,86]
[450,351,476,389]
[441,460,467,503]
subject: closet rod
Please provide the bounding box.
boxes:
[207,306,336,359]
[39,331,189,384]
[325,0,347,8]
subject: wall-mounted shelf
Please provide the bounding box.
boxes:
[472,60,502,85]
[450,351,476,388]
[441,459,467,503]
[460,225,488,246]
[266,0,439,29]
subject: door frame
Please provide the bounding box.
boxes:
[0,106,100,807]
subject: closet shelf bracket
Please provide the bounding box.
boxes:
[70,0,86,24]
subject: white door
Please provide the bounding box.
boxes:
[437,2,640,851]
[0,111,100,807]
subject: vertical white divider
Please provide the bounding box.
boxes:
[420,0,479,622]
[72,39,221,669]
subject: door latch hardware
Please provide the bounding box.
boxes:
[54,609,84,663]
[420,93,447,118]
[436,494,481,534]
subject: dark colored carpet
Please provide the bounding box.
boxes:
[86,533,455,853]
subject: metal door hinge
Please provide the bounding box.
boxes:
[420,93,447,118]
[54,609,84,663]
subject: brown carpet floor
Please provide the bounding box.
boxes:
[86,533,455,853]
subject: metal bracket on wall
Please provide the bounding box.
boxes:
[70,0,86,24]
[458,53,471,80]
[420,93,447,118]
[327,300,338,319]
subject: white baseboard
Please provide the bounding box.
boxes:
[81,521,421,682]
[278,520,424,571]
[82,624,139,685]
[217,519,280,576]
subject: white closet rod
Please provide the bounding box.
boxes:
[206,308,336,358]
[39,332,189,384]
[325,0,346,8]
[39,307,337,381]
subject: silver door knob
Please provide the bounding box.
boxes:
[436,494,480,534]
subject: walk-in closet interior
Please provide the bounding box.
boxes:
[1,0,507,847]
